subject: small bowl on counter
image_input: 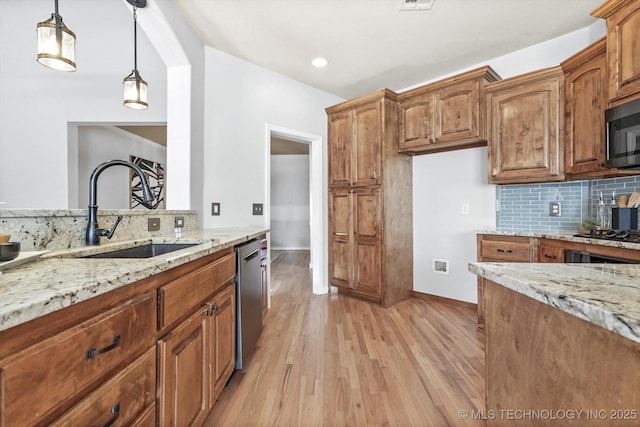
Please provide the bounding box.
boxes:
[0,242,20,262]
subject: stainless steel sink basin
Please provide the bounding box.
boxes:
[81,243,198,259]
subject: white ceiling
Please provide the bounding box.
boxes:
[174,0,604,99]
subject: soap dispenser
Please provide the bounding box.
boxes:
[597,191,607,229]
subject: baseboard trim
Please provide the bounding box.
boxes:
[412,291,477,310]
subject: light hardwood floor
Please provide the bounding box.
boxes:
[206,250,486,426]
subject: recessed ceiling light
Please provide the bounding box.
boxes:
[312,57,328,68]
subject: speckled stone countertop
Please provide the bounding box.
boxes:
[0,227,268,333]
[469,262,640,345]
[477,229,640,251]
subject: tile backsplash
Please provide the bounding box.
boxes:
[496,176,640,232]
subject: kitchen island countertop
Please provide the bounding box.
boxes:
[469,262,640,345]
[0,227,268,333]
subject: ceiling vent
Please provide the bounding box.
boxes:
[399,0,435,11]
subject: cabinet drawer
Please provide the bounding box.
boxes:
[539,245,564,263]
[0,292,156,426]
[159,252,236,329]
[480,240,531,261]
[50,348,156,427]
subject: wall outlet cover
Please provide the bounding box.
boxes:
[212,202,221,216]
[253,203,264,216]
[433,258,450,275]
[148,217,161,231]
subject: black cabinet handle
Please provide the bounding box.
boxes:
[95,402,120,427]
[204,303,219,317]
[86,334,121,360]
[496,249,512,253]
[544,254,557,260]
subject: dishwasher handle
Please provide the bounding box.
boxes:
[243,249,260,263]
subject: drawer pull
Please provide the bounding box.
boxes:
[96,402,120,427]
[544,254,557,260]
[86,334,121,360]
[496,249,512,253]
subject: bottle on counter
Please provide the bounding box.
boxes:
[597,191,608,229]
[609,190,617,230]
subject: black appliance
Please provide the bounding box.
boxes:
[605,97,640,168]
[565,248,637,264]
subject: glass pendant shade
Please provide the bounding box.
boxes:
[37,14,76,72]
[123,71,148,110]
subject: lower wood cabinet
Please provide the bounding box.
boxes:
[0,247,238,427]
[476,234,535,330]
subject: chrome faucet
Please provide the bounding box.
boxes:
[86,160,153,246]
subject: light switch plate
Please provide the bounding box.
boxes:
[253,203,263,216]
[211,202,221,216]
[174,216,184,228]
[148,218,161,231]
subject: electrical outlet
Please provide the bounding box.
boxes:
[174,216,184,228]
[461,203,470,215]
[211,202,221,216]
[549,201,562,217]
[148,218,161,231]
[253,203,264,216]
[433,259,449,275]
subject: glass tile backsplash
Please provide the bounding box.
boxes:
[496,175,640,232]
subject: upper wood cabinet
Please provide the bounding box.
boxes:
[561,38,613,178]
[328,90,396,188]
[486,66,565,184]
[398,66,501,154]
[593,0,640,104]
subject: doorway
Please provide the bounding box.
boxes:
[265,124,326,296]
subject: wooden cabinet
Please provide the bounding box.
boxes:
[327,89,413,306]
[538,239,565,263]
[476,234,535,330]
[486,66,565,184]
[561,38,616,178]
[398,66,500,154]
[593,0,640,104]
[157,251,236,426]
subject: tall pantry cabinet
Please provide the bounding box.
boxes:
[326,89,413,307]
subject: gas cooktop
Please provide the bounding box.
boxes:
[574,229,640,243]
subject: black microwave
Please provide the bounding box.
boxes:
[605,97,640,168]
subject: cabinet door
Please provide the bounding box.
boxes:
[437,79,480,144]
[328,111,352,188]
[399,92,436,149]
[564,40,609,175]
[329,189,352,289]
[352,188,382,297]
[352,101,382,187]
[158,306,208,427]
[488,69,563,183]
[209,284,236,407]
[604,1,640,102]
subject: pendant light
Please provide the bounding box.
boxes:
[123,0,148,110]
[36,0,76,72]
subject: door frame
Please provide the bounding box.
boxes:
[265,124,327,295]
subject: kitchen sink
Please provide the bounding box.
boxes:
[81,243,198,259]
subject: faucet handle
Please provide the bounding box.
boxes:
[104,216,123,239]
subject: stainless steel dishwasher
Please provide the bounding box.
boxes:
[235,239,263,369]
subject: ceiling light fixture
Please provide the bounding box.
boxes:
[123,0,148,110]
[36,0,76,72]
[312,57,328,68]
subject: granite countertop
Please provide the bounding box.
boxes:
[476,229,640,251]
[0,227,268,333]
[469,262,640,345]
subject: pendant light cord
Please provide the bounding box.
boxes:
[133,1,138,74]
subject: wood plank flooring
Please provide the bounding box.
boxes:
[205,250,486,426]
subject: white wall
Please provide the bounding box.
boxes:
[410,22,606,303]
[0,1,167,208]
[270,154,310,250]
[202,47,342,229]
[76,126,167,209]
